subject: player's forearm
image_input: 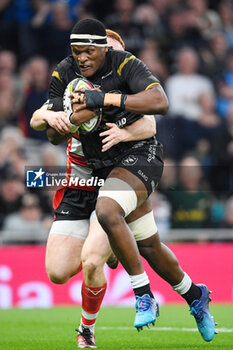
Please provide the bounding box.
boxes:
[83,85,168,115]
[122,115,156,142]
[104,86,169,115]
[121,85,168,115]
[30,108,49,130]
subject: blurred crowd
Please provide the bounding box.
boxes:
[0,0,233,244]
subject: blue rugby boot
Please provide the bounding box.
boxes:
[190,284,216,342]
[134,294,159,331]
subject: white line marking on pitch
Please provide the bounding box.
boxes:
[98,327,233,333]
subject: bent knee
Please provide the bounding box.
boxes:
[82,260,101,279]
[46,266,70,284]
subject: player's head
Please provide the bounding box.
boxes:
[70,18,108,77]
[106,29,125,51]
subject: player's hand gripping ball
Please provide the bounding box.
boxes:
[63,78,101,133]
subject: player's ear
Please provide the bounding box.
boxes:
[104,47,108,53]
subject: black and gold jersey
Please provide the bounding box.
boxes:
[48,49,160,168]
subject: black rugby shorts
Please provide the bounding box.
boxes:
[54,187,98,221]
[117,139,164,196]
[93,138,164,196]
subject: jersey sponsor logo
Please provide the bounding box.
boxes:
[147,145,157,163]
[116,117,126,128]
[137,169,148,182]
[121,155,138,166]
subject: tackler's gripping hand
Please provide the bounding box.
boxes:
[84,90,105,109]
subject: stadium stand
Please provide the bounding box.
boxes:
[0,0,232,244]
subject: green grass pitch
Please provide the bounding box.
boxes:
[0,305,233,350]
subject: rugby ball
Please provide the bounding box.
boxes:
[63,78,101,134]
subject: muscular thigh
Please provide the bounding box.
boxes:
[46,234,85,276]
[47,187,97,277]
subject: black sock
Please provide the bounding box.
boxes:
[133,283,154,298]
[181,283,202,305]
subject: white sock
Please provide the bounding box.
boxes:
[129,272,150,289]
[172,272,192,295]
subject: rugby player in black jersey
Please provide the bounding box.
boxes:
[31,21,216,346]
[68,18,216,342]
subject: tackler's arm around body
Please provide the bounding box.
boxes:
[100,115,156,152]
[30,105,72,145]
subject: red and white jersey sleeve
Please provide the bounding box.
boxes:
[66,133,96,192]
